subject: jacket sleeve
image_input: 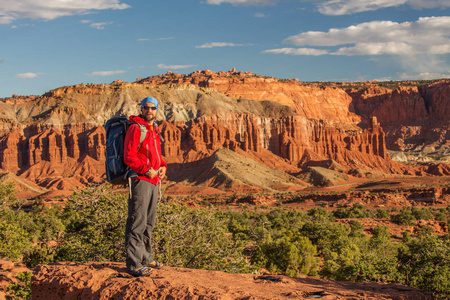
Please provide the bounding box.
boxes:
[124,124,149,175]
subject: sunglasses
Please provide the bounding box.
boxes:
[142,106,157,111]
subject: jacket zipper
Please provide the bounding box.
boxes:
[154,129,161,167]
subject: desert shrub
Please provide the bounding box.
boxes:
[0,182,18,211]
[307,207,332,220]
[391,206,434,225]
[0,219,32,260]
[0,182,65,261]
[432,208,448,222]
[153,203,254,273]
[411,207,434,221]
[397,233,450,299]
[321,242,362,281]
[6,272,32,300]
[391,207,416,225]
[332,203,374,219]
[375,208,390,219]
[251,236,320,277]
[348,220,365,238]
[55,185,128,262]
[322,225,399,283]
[23,244,57,268]
[301,217,352,252]
[28,206,65,243]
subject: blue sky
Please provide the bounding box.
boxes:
[1,0,450,98]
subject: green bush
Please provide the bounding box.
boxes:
[154,203,254,273]
[251,236,319,277]
[332,204,374,219]
[391,206,435,225]
[398,234,450,299]
[23,244,56,269]
[0,220,32,260]
[6,272,31,300]
[376,208,390,219]
[55,185,128,262]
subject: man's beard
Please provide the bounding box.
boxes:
[142,114,155,122]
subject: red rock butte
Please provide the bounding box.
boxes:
[0,69,449,197]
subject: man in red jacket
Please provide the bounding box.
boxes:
[123,96,167,277]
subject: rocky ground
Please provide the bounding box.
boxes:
[30,262,432,300]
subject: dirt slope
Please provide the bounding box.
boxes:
[165,148,307,195]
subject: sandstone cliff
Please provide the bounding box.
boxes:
[0,70,448,195]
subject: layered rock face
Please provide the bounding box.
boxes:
[347,80,450,151]
[0,70,448,192]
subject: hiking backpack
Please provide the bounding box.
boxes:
[104,116,148,185]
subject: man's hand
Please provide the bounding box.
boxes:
[158,166,167,180]
[146,168,158,179]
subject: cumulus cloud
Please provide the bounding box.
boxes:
[205,0,276,5]
[87,70,126,76]
[90,21,113,29]
[0,0,129,24]
[397,72,450,80]
[263,48,329,55]
[318,0,406,15]
[267,16,450,56]
[15,72,42,78]
[195,42,248,48]
[408,0,450,9]
[317,0,450,15]
[157,64,197,70]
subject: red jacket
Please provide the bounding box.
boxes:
[124,115,167,185]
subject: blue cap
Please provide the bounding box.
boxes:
[140,97,159,110]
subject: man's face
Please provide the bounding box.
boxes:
[141,103,157,122]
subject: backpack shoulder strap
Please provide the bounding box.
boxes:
[129,123,148,150]
[137,124,148,148]
[153,121,165,143]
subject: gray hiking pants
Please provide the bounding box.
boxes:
[125,179,158,270]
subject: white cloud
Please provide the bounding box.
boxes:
[277,16,450,56]
[408,0,450,9]
[0,0,129,24]
[263,47,329,55]
[265,16,450,79]
[87,70,126,76]
[317,0,450,15]
[137,37,173,42]
[157,64,197,70]
[15,72,42,78]
[206,0,276,5]
[90,21,112,29]
[318,0,406,15]
[397,72,450,80]
[254,12,265,17]
[196,42,248,48]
